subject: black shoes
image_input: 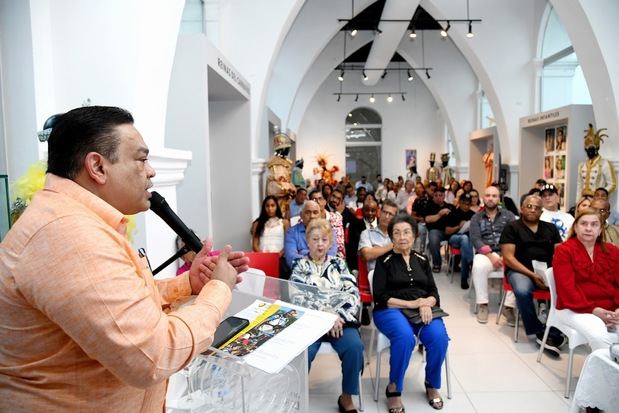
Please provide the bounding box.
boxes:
[536,330,567,358]
[460,279,469,289]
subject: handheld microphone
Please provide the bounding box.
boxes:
[149,191,203,253]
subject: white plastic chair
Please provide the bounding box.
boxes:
[368,271,452,403]
[536,268,589,399]
[317,342,364,411]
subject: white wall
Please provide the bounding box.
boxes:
[297,73,445,182]
[0,0,39,180]
[165,35,212,240]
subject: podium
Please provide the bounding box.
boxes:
[166,271,342,413]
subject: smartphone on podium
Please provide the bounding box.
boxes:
[211,316,250,349]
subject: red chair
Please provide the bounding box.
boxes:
[497,276,550,342]
[357,256,372,304]
[447,246,461,283]
[243,252,280,278]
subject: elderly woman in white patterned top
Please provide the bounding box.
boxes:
[290,218,363,413]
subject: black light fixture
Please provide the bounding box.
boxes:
[381,70,387,79]
[375,26,383,34]
[337,94,341,102]
[440,21,451,37]
[350,28,358,37]
[407,69,413,81]
[409,27,417,38]
[401,93,406,102]
[425,69,431,79]
[355,94,359,102]
[387,94,393,103]
[362,70,368,81]
[369,94,375,103]
[466,0,474,38]
[338,70,345,82]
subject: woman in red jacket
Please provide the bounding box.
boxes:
[553,208,619,350]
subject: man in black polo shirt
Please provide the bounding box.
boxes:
[425,187,455,272]
[500,194,565,356]
[445,193,475,289]
[411,182,430,252]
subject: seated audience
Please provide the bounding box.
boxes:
[329,189,356,234]
[344,184,357,207]
[520,178,546,206]
[500,194,565,356]
[387,181,399,203]
[376,178,390,204]
[290,218,363,413]
[445,180,460,205]
[539,184,574,240]
[470,186,517,324]
[411,182,435,252]
[251,195,289,253]
[345,199,379,272]
[590,197,619,246]
[455,180,473,200]
[372,214,449,412]
[322,183,333,200]
[569,195,593,217]
[469,189,482,213]
[552,208,619,350]
[396,180,415,213]
[288,187,307,221]
[284,201,337,271]
[406,182,425,215]
[359,199,398,271]
[424,187,455,272]
[355,176,374,193]
[351,186,368,211]
[594,187,619,225]
[445,193,475,289]
[309,189,345,258]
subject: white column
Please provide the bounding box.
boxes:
[251,158,267,219]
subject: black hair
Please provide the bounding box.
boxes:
[434,186,446,193]
[428,181,438,189]
[356,186,367,195]
[595,187,609,196]
[47,106,134,179]
[308,189,323,200]
[253,195,283,238]
[388,213,418,239]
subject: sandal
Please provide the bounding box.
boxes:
[425,382,444,410]
[337,395,358,413]
[385,386,405,413]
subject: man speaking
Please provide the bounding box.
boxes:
[0,106,248,411]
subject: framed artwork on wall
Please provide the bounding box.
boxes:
[545,128,555,153]
[405,149,417,170]
[556,125,567,152]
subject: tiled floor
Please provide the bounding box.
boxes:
[308,269,587,412]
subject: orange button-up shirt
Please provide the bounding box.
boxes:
[0,174,231,412]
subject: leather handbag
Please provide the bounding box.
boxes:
[401,306,449,325]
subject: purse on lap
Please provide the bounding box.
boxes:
[401,306,449,325]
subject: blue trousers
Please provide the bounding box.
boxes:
[448,234,473,283]
[507,271,544,336]
[373,308,449,392]
[428,229,448,268]
[307,327,364,395]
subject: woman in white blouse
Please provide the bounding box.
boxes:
[251,195,289,253]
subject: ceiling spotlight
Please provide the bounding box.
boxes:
[350,28,358,37]
[401,93,406,102]
[425,69,431,79]
[353,122,358,126]
[467,21,474,38]
[375,27,383,34]
[362,70,368,81]
[381,70,387,79]
[407,69,413,81]
[338,70,344,82]
[355,94,359,102]
[337,94,341,102]
[369,94,375,103]
[387,94,393,103]
[440,21,450,37]
[348,112,352,117]
[409,28,417,38]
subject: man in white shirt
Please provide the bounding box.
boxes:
[396,180,415,212]
[358,200,397,271]
[355,176,374,193]
[539,184,574,241]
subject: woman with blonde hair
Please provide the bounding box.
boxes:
[552,208,619,350]
[290,218,363,413]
